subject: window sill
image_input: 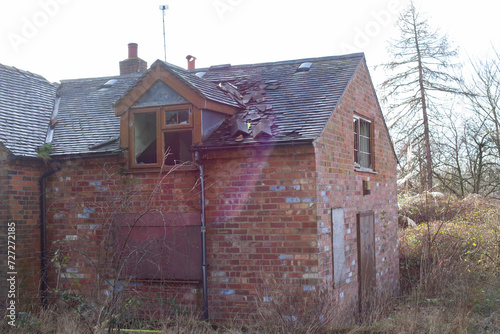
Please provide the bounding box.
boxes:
[124,163,198,173]
[354,166,378,174]
[127,279,201,284]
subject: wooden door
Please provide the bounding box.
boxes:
[357,211,376,314]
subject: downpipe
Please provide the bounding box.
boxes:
[39,161,61,309]
[195,151,209,322]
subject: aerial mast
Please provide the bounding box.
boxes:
[159,5,169,62]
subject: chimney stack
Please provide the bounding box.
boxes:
[186,55,196,70]
[119,43,147,75]
[128,43,138,58]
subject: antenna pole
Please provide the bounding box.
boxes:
[159,5,169,62]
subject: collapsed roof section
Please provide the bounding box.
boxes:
[193,53,365,149]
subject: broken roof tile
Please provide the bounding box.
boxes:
[252,119,273,139]
[230,118,250,137]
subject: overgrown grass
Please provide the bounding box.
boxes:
[3,195,500,333]
[365,194,500,333]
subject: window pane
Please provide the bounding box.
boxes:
[354,119,359,163]
[360,137,370,153]
[134,112,157,164]
[165,111,178,125]
[360,152,371,168]
[354,118,372,169]
[164,131,192,165]
[360,119,370,137]
[178,110,189,124]
[165,110,189,125]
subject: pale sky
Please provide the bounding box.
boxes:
[0,0,498,86]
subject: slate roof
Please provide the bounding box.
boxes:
[51,74,141,156]
[0,64,57,157]
[1,53,365,158]
[194,53,364,148]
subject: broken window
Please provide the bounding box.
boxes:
[134,112,157,164]
[354,115,372,169]
[131,105,193,168]
[164,131,192,165]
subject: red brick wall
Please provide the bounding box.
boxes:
[42,146,322,323]
[0,147,46,309]
[314,60,399,308]
[45,155,204,314]
[202,145,319,322]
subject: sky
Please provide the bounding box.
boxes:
[0,0,498,86]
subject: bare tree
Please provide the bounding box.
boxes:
[464,51,500,159]
[379,0,463,191]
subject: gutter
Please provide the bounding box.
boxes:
[194,151,209,322]
[192,138,315,152]
[39,161,61,309]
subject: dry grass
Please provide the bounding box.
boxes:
[4,195,500,333]
[353,194,500,334]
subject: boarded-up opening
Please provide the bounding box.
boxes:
[332,208,346,287]
[114,213,201,281]
[357,211,376,313]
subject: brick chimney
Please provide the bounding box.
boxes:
[119,43,147,75]
[186,55,196,70]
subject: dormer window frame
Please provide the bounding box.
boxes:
[114,63,241,170]
[129,103,194,169]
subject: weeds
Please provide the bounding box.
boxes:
[3,194,499,333]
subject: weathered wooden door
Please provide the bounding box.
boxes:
[357,211,376,314]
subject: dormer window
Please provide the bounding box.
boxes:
[131,104,193,168]
[114,64,240,170]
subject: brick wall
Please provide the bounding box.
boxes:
[0,146,46,309]
[40,146,323,323]
[45,155,204,314]
[314,60,399,309]
[202,144,319,322]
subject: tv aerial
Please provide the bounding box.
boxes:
[159,5,169,62]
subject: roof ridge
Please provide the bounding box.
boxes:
[60,73,142,83]
[0,63,56,86]
[191,53,365,72]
